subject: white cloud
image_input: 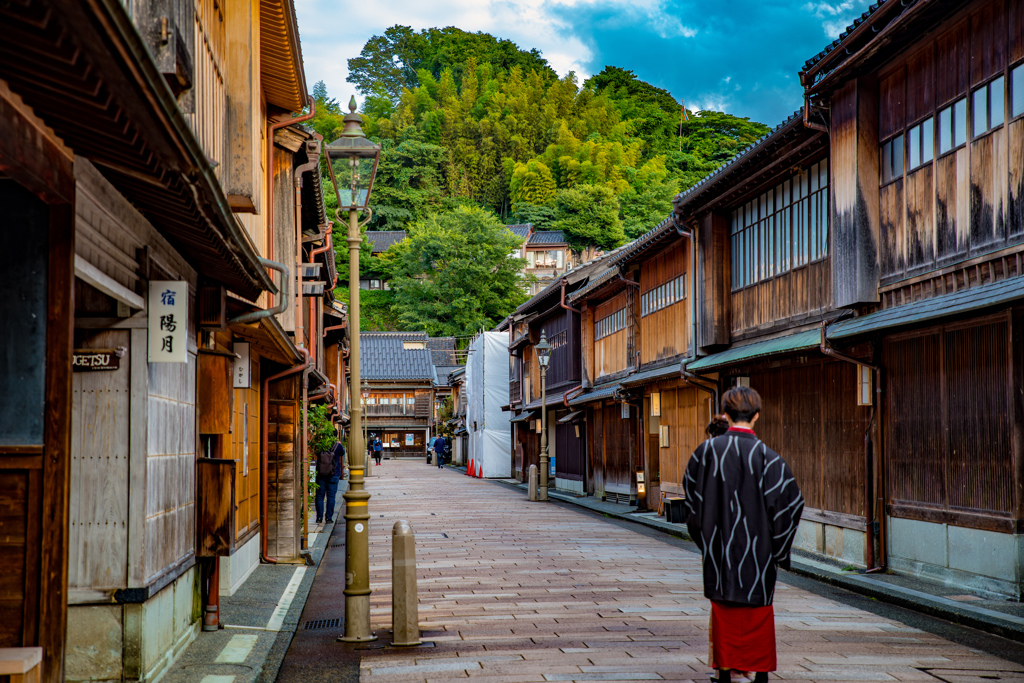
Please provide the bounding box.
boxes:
[801,1,858,37]
[294,0,694,100]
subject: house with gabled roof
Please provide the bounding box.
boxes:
[361,332,438,457]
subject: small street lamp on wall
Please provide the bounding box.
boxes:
[535,330,551,501]
[324,96,381,643]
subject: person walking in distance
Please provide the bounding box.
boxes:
[683,387,803,683]
[433,434,446,468]
[315,430,346,525]
[372,436,383,465]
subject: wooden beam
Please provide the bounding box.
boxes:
[0,79,73,204]
[41,201,74,683]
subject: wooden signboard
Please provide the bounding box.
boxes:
[72,348,122,371]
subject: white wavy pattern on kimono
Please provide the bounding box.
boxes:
[685,435,803,605]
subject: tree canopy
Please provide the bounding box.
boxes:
[314,27,772,332]
[385,206,529,337]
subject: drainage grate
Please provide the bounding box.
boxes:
[605,492,632,504]
[304,618,342,630]
[329,541,344,548]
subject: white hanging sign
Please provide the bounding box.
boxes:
[233,342,251,388]
[148,281,188,363]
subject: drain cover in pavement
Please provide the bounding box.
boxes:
[304,618,342,630]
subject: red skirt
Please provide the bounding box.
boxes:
[709,601,777,672]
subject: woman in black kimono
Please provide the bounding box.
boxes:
[683,386,804,683]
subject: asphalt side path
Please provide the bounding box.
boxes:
[307,460,1023,683]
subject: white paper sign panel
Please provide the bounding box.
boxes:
[148,280,188,363]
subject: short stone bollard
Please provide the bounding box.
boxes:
[391,520,421,646]
[366,457,373,477]
[528,464,538,501]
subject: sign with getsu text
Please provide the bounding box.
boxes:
[73,348,123,371]
[149,281,188,363]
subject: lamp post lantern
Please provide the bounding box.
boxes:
[535,330,551,501]
[324,96,381,643]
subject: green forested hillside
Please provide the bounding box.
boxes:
[312,26,770,336]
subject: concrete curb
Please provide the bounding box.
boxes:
[487,476,1024,645]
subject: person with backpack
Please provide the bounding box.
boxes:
[315,431,346,524]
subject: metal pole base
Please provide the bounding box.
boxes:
[539,454,549,501]
[339,594,377,642]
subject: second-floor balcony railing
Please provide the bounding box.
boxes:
[365,404,413,417]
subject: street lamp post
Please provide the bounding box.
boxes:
[324,96,381,643]
[535,330,551,501]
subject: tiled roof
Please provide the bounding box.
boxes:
[360,332,435,381]
[567,380,621,407]
[829,274,1024,340]
[366,231,407,254]
[528,230,569,245]
[513,241,634,315]
[506,224,533,240]
[801,1,892,77]
[434,365,463,386]
[672,110,805,217]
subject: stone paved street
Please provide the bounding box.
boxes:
[317,461,1024,683]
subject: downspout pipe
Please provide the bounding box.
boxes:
[294,139,322,349]
[681,364,720,414]
[228,258,290,325]
[562,385,584,407]
[309,222,336,289]
[559,278,581,314]
[820,320,883,572]
[803,97,829,133]
[309,382,335,402]
[323,320,347,337]
[261,348,311,564]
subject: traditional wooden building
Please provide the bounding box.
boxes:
[524,229,591,295]
[0,1,342,681]
[793,0,1024,598]
[361,332,437,457]
[668,111,871,571]
[569,221,710,509]
[505,255,619,492]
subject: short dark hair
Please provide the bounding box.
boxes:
[721,386,762,423]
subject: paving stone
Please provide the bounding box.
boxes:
[346,462,1022,683]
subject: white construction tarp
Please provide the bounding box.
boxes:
[465,331,512,478]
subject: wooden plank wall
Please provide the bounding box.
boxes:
[639,241,689,363]
[877,3,1024,287]
[594,291,629,379]
[601,402,634,494]
[231,362,260,543]
[554,421,585,481]
[647,383,709,495]
[69,329,130,590]
[751,361,869,518]
[268,376,300,560]
[731,260,831,339]
[698,213,731,348]
[145,337,199,582]
[885,314,1015,530]
[830,73,880,308]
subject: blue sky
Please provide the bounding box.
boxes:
[294,0,863,127]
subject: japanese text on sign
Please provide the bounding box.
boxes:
[149,280,188,363]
